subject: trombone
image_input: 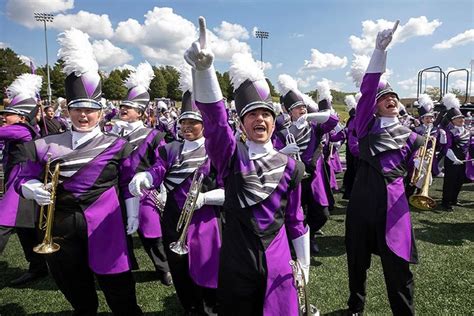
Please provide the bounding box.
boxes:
[289,260,319,316]
[34,154,61,254]
[286,128,310,178]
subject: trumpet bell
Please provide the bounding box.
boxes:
[409,194,436,211]
[169,241,189,255]
[33,242,60,254]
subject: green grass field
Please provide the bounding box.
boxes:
[0,176,473,315]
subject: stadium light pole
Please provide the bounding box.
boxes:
[470,59,473,103]
[34,13,54,105]
[255,30,269,66]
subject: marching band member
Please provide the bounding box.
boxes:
[342,94,359,199]
[156,101,177,142]
[185,17,310,315]
[129,63,223,315]
[16,28,142,315]
[415,95,444,170]
[275,74,338,254]
[0,74,48,285]
[441,93,473,211]
[346,22,423,315]
[111,62,172,286]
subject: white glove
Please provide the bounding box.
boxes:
[125,197,140,235]
[367,20,399,74]
[159,183,167,205]
[446,149,463,165]
[280,143,300,155]
[184,16,223,103]
[184,17,214,71]
[376,20,399,51]
[129,172,153,197]
[194,188,225,210]
[21,179,51,206]
[305,111,331,124]
[439,129,447,144]
[291,228,310,284]
[413,157,421,169]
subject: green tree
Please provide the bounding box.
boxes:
[266,78,278,98]
[162,66,180,100]
[102,70,128,100]
[216,71,230,99]
[149,67,167,99]
[0,48,30,102]
[49,60,66,98]
[424,86,441,101]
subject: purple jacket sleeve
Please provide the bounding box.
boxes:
[285,183,308,240]
[148,153,169,189]
[355,73,382,139]
[196,100,236,180]
[0,125,34,142]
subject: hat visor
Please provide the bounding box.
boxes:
[0,108,26,116]
[240,101,275,119]
[376,90,399,101]
[178,111,202,122]
[68,99,103,109]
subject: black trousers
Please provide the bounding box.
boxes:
[163,236,216,314]
[0,225,47,274]
[346,162,414,315]
[343,155,359,199]
[442,161,466,206]
[137,232,170,277]
[47,211,142,316]
[301,177,329,234]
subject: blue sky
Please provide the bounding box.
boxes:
[1,0,473,98]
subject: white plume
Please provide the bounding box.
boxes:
[273,102,282,115]
[316,79,333,102]
[417,93,434,111]
[349,54,370,88]
[344,95,357,110]
[355,92,362,103]
[277,74,299,97]
[125,61,154,90]
[57,28,98,76]
[443,93,461,110]
[229,53,266,91]
[302,93,318,112]
[6,74,42,99]
[178,63,193,93]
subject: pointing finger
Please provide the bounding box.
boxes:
[391,20,400,34]
[198,16,207,49]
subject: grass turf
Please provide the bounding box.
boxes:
[0,177,473,315]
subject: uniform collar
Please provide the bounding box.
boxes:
[246,139,275,160]
[182,136,205,154]
[71,126,102,149]
[380,116,400,128]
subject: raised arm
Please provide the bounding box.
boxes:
[355,20,399,139]
[185,16,236,177]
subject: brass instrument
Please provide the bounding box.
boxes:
[328,142,334,160]
[146,189,165,216]
[286,128,310,178]
[34,157,61,254]
[289,260,319,316]
[169,168,205,255]
[409,126,437,210]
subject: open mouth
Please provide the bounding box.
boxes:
[253,125,266,134]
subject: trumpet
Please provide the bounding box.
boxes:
[146,189,165,216]
[34,155,61,254]
[289,260,319,316]
[286,129,310,178]
[169,168,205,255]
[409,126,437,210]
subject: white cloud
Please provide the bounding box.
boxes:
[256,60,272,71]
[213,21,249,40]
[114,7,251,66]
[296,75,316,90]
[114,64,136,72]
[349,16,442,55]
[92,40,133,69]
[252,27,258,37]
[276,63,283,69]
[300,48,347,72]
[290,33,304,38]
[6,0,74,28]
[433,29,474,50]
[53,11,114,38]
[0,42,9,48]
[447,79,468,93]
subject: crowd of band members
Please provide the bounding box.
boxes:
[0,22,473,316]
